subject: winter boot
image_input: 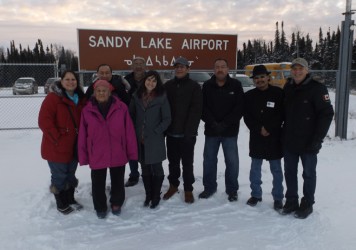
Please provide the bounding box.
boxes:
[294,197,313,219]
[280,199,299,215]
[66,186,83,211]
[50,184,74,215]
[150,175,164,209]
[163,184,178,200]
[54,192,74,215]
[142,175,152,207]
[184,191,195,204]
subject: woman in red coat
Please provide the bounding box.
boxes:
[38,70,86,215]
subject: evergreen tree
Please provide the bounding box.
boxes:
[290,32,297,60]
[304,34,313,62]
[236,50,244,69]
[280,21,289,61]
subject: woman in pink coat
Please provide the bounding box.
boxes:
[78,79,137,219]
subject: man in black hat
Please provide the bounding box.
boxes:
[243,65,284,210]
[162,57,203,204]
[281,58,334,219]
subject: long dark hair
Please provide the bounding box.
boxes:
[56,70,85,98]
[136,70,165,98]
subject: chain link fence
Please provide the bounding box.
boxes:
[0,63,355,130]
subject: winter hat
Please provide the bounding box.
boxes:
[250,65,271,78]
[291,58,308,68]
[93,79,114,91]
[174,57,190,67]
[132,56,146,64]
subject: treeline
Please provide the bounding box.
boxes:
[236,21,346,70]
[0,39,78,71]
[0,21,355,70]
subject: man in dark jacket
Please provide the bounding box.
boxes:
[199,58,244,202]
[281,58,334,219]
[85,64,130,106]
[163,57,203,204]
[125,56,146,97]
[243,65,284,210]
[124,57,147,187]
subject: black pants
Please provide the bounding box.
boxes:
[166,136,196,191]
[141,163,164,176]
[91,166,125,212]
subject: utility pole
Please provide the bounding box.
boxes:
[335,0,354,139]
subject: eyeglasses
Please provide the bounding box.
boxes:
[253,75,266,80]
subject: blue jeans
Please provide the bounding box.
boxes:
[128,160,140,179]
[48,160,78,191]
[249,158,284,201]
[203,136,239,194]
[283,149,317,204]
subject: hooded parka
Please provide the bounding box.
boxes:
[283,75,334,153]
[38,85,86,163]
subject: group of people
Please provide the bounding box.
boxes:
[38,56,334,220]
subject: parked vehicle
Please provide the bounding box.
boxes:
[12,77,38,95]
[244,62,291,88]
[160,71,211,86]
[44,77,60,94]
[189,72,211,87]
[230,74,255,92]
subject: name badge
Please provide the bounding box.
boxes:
[267,101,275,108]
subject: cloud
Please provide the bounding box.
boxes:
[0,0,347,54]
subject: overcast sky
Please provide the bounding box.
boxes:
[0,0,353,54]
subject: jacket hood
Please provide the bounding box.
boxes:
[52,81,66,97]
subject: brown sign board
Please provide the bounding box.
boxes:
[77,29,238,71]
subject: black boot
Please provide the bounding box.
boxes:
[66,186,83,211]
[142,175,152,207]
[54,191,74,215]
[294,197,313,219]
[150,175,164,209]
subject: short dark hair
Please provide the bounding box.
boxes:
[96,64,112,73]
[214,58,228,66]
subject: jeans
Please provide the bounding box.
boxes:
[91,166,125,212]
[128,160,140,179]
[249,158,284,201]
[166,136,196,191]
[202,136,239,194]
[48,160,78,191]
[283,149,317,204]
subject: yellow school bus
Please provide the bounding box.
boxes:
[245,62,292,88]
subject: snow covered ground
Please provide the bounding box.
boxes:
[0,91,356,250]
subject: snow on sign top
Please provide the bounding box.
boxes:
[77,29,238,71]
